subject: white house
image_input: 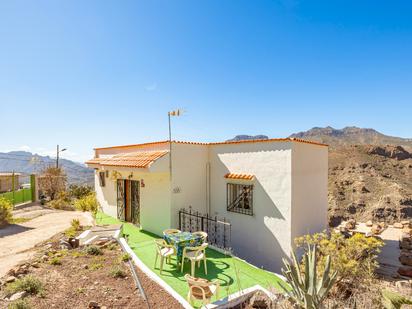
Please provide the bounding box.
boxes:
[86,138,328,271]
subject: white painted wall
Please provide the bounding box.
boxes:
[291,143,328,243]
[170,143,209,228]
[208,142,293,272]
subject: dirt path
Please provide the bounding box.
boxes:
[0,208,93,277]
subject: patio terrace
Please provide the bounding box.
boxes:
[95,212,284,307]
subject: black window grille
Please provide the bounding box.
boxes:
[99,171,106,187]
[227,183,253,215]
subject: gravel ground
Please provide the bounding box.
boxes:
[0,235,183,309]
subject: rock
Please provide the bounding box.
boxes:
[401,220,411,227]
[395,280,411,289]
[82,264,89,269]
[249,291,270,308]
[394,222,404,229]
[5,276,16,283]
[41,255,49,261]
[398,267,412,278]
[88,301,100,308]
[9,291,28,301]
[59,240,72,250]
[366,220,373,227]
[345,219,356,230]
[378,222,387,229]
[400,235,412,250]
[399,253,412,266]
[371,224,383,235]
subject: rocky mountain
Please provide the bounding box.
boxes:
[0,151,94,185]
[290,126,412,226]
[290,126,412,151]
[226,135,269,142]
[328,145,412,226]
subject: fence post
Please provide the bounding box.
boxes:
[12,171,16,206]
[30,174,36,202]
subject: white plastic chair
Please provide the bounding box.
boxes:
[181,243,208,276]
[154,239,175,274]
[185,274,220,306]
[163,228,181,236]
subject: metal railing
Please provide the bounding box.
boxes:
[178,206,232,251]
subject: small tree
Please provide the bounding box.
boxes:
[0,197,13,226]
[38,166,67,200]
[295,231,383,292]
[68,184,93,199]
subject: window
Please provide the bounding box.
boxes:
[99,171,106,187]
[227,183,253,215]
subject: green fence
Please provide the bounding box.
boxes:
[0,188,32,205]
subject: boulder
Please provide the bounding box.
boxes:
[399,253,412,266]
[88,301,100,309]
[366,220,373,227]
[400,235,412,250]
[398,267,412,278]
[394,222,404,229]
[371,224,383,235]
[345,219,356,230]
[9,291,27,301]
[59,240,72,250]
[395,280,411,289]
[5,276,16,283]
[401,220,411,227]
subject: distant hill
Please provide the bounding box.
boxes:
[228,127,412,226]
[289,126,412,150]
[0,151,94,185]
[226,135,269,142]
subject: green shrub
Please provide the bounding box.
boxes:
[74,193,99,214]
[48,191,73,210]
[6,275,43,295]
[49,257,62,265]
[89,263,103,270]
[68,184,93,199]
[109,265,126,278]
[0,197,13,226]
[85,245,102,256]
[71,219,81,231]
[120,253,131,262]
[8,299,31,309]
[295,231,383,291]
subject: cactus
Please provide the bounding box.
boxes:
[279,245,337,309]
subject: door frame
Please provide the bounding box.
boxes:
[117,179,140,225]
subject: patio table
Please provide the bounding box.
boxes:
[163,231,203,264]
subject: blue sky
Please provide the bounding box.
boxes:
[1,0,411,162]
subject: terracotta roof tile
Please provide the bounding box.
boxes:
[224,173,255,180]
[86,150,168,168]
[93,138,327,151]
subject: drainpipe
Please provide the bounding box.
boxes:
[206,162,211,215]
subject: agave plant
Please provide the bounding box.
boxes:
[279,244,337,309]
[382,290,412,309]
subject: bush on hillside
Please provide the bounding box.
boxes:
[295,231,383,293]
[74,193,99,214]
[48,191,73,210]
[0,197,13,227]
[68,184,93,200]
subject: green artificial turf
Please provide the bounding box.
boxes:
[96,212,284,306]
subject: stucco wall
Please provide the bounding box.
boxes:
[291,143,328,243]
[94,168,171,236]
[208,142,293,272]
[170,143,209,228]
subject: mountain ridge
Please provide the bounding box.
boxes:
[0,151,94,185]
